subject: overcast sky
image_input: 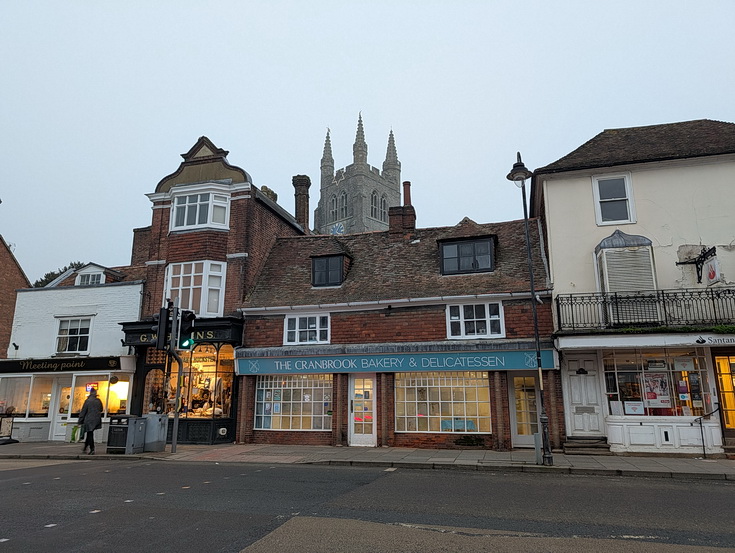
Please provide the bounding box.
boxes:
[2,1,734,283]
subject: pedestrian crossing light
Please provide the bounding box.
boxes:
[178,310,196,349]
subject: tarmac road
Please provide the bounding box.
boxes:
[0,459,732,552]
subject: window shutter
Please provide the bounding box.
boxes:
[598,247,658,324]
[599,247,656,292]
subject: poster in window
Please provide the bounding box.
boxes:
[624,401,645,415]
[642,372,671,408]
[609,401,624,416]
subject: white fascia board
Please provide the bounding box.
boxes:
[240,290,553,316]
[556,333,735,350]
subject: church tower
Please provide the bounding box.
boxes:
[314,115,401,235]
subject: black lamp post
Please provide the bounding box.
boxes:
[506,152,553,466]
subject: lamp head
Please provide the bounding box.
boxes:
[506,152,533,187]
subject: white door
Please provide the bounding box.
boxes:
[349,374,376,447]
[509,373,539,448]
[50,379,72,441]
[565,356,605,436]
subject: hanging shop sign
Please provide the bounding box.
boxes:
[236,349,554,375]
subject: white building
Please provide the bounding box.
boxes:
[532,119,735,456]
[0,263,143,442]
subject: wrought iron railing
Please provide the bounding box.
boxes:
[556,287,735,331]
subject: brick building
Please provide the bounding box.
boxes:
[120,137,306,444]
[0,235,30,359]
[236,184,564,450]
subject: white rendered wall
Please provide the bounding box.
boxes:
[8,282,143,359]
[542,156,735,296]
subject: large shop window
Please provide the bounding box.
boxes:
[255,375,333,430]
[166,261,226,316]
[0,377,31,416]
[603,349,712,417]
[395,372,491,433]
[172,192,229,231]
[165,344,234,419]
[71,375,131,416]
[447,303,503,338]
[284,314,330,345]
[56,318,91,354]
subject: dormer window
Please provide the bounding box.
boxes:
[76,273,102,286]
[313,255,344,287]
[441,238,495,275]
[172,192,229,231]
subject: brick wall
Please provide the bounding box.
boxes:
[0,240,29,358]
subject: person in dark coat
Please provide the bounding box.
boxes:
[78,389,103,455]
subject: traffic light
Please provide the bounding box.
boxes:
[178,310,196,349]
[152,307,170,350]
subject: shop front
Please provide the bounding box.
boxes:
[236,347,559,450]
[558,333,728,455]
[122,317,242,444]
[0,356,135,442]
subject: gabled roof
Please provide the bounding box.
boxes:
[244,218,548,309]
[536,119,735,174]
[0,235,30,287]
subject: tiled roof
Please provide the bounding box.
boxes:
[536,119,735,174]
[244,218,548,309]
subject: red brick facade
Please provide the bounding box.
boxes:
[0,236,30,358]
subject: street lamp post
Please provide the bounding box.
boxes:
[506,152,553,466]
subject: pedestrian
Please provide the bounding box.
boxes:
[78,389,103,455]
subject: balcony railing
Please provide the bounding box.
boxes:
[556,287,735,331]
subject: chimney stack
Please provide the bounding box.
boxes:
[292,175,311,233]
[389,180,416,239]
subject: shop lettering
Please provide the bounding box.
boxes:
[19,360,86,371]
[421,356,505,369]
[273,359,360,371]
[703,336,735,345]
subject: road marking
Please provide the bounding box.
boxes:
[181,486,190,489]
[384,467,397,472]
[156,492,165,495]
[0,538,9,542]
[124,500,134,503]
[89,510,101,514]
[44,524,57,528]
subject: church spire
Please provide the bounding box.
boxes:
[353,113,368,164]
[321,128,334,189]
[382,129,401,184]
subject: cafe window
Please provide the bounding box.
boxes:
[165,344,234,419]
[395,372,491,433]
[603,348,712,417]
[71,375,131,417]
[0,377,31,417]
[28,377,54,417]
[254,374,333,430]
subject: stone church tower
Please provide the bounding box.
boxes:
[313,115,401,235]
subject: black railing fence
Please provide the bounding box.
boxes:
[556,287,735,331]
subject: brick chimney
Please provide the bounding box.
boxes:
[292,175,311,233]
[389,180,416,239]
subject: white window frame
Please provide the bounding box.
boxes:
[592,173,636,225]
[446,302,505,339]
[170,184,230,232]
[284,314,330,345]
[55,317,93,354]
[165,260,226,316]
[76,272,102,286]
[254,374,333,431]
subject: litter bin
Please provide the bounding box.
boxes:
[106,415,146,454]
[144,413,168,452]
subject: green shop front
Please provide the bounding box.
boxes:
[122,317,242,444]
[235,346,559,450]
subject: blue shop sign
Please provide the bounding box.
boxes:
[236,349,554,375]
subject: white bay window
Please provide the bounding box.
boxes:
[166,261,226,316]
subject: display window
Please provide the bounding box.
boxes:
[395,371,491,433]
[71,374,131,416]
[254,374,333,430]
[0,377,31,416]
[603,348,712,416]
[166,344,234,418]
[28,377,53,417]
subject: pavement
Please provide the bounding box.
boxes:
[2,440,735,480]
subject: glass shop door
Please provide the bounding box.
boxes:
[349,374,376,447]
